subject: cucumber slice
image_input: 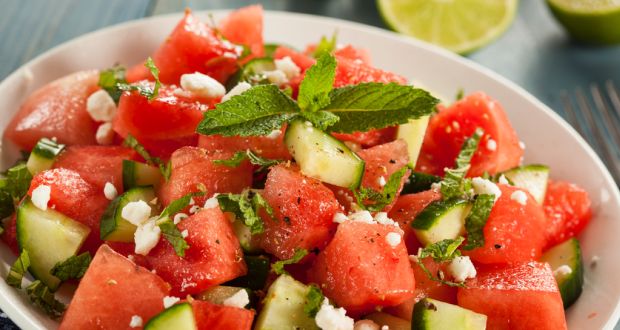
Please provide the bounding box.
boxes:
[412,298,487,330]
[100,186,158,242]
[254,275,319,330]
[232,219,262,254]
[197,286,250,307]
[16,198,90,290]
[227,57,277,89]
[365,312,411,330]
[225,255,270,291]
[144,302,196,330]
[285,120,365,189]
[263,43,281,57]
[26,138,65,175]
[401,172,442,194]
[540,238,584,308]
[411,199,471,246]
[396,115,430,167]
[122,160,163,191]
[500,164,549,204]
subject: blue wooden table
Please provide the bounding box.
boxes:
[1,0,619,329]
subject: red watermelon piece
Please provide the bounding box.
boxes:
[389,189,442,253]
[198,127,291,160]
[59,245,170,330]
[146,207,247,296]
[192,300,254,330]
[1,215,18,255]
[220,5,264,58]
[4,70,99,151]
[543,180,592,249]
[457,262,567,330]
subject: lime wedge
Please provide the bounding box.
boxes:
[547,0,620,45]
[377,0,518,54]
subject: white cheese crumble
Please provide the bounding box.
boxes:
[121,201,152,226]
[263,70,288,85]
[315,298,354,330]
[180,72,226,99]
[86,90,116,122]
[519,141,526,150]
[103,182,118,200]
[134,219,161,256]
[163,296,180,309]
[373,212,399,229]
[189,205,201,214]
[274,56,301,79]
[510,190,528,206]
[266,129,282,140]
[348,210,374,224]
[222,81,252,102]
[129,315,143,328]
[553,265,573,277]
[472,177,502,202]
[181,229,189,238]
[95,122,115,145]
[448,256,477,282]
[333,212,348,224]
[31,185,51,211]
[497,174,509,185]
[486,139,497,151]
[173,212,189,225]
[409,254,419,263]
[381,326,389,330]
[353,319,380,330]
[377,176,387,187]
[222,289,250,308]
[385,232,402,247]
[203,194,219,209]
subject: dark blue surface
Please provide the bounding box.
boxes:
[1,0,619,328]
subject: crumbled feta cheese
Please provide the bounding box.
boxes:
[510,190,528,205]
[448,256,477,282]
[263,70,288,85]
[377,176,387,187]
[430,182,442,191]
[486,139,497,151]
[203,194,219,209]
[86,90,117,122]
[409,254,419,263]
[315,298,354,330]
[95,122,115,145]
[122,201,152,226]
[348,211,374,224]
[274,56,301,79]
[553,265,573,277]
[180,72,226,99]
[134,220,161,255]
[381,326,389,330]
[181,229,189,238]
[472,177,502,201]
[173,212,189,225]
[222,81,252,102]
[266,129,282,139]
[222,289,250,308]
[103,182,118,200]
[163,296,180,309]
[189,197,196,205]
[591,255,600,268]
[519,141,526,150]
[129,315,143,328]
[385,232,402,247]
[189,205,201,214]
[107,279,117,285]
[353,319,380,330]
[31,185,51,211]
[333,212,348,224]
[497,174,509,185]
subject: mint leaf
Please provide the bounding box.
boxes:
[213,152,248,167]
[312,33,337,57]
[304,285,324,318]
[123,134,171,181]
[354,166,408,212]
[440,129,483,200]
[50,252,91,281]
[299,110,339,131]
[455,88,464,102]
[0,162,33,219]
[98,66,127,104]
[158,220,189,257]
[271,248,308,275]
[116,57,161,101]
[298,53,336,112]
[196,84,299,137]
[144,57,161,100]
[414,237,466,288]
[214,150,281,171]
[216,190,274,234]
[324,83,439,133]
[26,280,65,319]
[463,194,495,250]
[159,192,203,219]
[6,249,30,289]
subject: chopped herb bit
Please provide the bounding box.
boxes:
[98,66,127,104]
[304,284,324,318]
[116,57,161,101]
[217,190,274,234]
[440,129,483,200]
[6,250,30,289]
[0,162,33,219]
[158,220,189,257]
[455,88,464,101]
[123,134,171,181]
[50,252,92,281]
[354,166,408,212]
[159,192,203,220]
[463,194,495,250]
[271,248,308,275]
[26,280,65,319]
[213,150,282,171]
[415,237,466,288]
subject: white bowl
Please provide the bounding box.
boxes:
[0,10,618,330]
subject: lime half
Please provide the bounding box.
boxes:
[377,0,518,54]
[547,0,620,45]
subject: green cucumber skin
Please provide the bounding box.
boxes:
[412,298,487,330]
[122,160,137,191]
[225,255,270,291]
[122,160,162,191]
[31,138,65,159]
[401,172,441,194]
[144,302,196,330]
[541,238,584,308]
[99,186,157,241]
[500,164,549,203]
[99,197,123,240]
[412,199,469,230]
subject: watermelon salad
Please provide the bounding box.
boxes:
[0,5,593,330]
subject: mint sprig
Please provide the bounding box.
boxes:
[116,57,161,101]
[271,248,308,275]
[354,166,408,212]
[298,53,336,112]
[6,249,30,289]
[217,190,274,234]
[312,33,337,58]
[26,280,65,319]
[0,162,33,219]
[98,66,127,104]
[440,129,483,200]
